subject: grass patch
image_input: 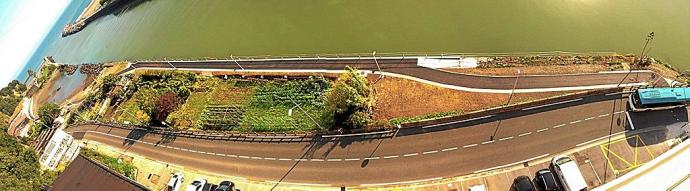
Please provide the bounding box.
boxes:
[168,92,210,129]
[80,148,137,180]
[389,109,464,125]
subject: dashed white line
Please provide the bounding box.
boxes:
[279,158,292,161]
[327,159,343,162]
[537,128,549,133]
[345,158,360,161]
[584,117,595,121]
[499,136,514,141]
[228,155,237,158]
[403,153,419,157]
[264,157,276,160]
[364,157,380,160]
[239,156,250,159]
[294,159,307,162]
[553,124,566,129]
[310,159,324,162]
[598,114,610,118]
[570,120,582,124]
[422,150,439,154]
[442,147,458,152]
[383,155,399,159]
[481,140,494,145]
[518,132,532,137]
[250,157,262,160]
[463,144,478,148]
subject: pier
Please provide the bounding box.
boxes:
[62,0,148,37]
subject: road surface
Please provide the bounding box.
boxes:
[67,94,635,186]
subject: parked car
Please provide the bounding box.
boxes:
[551,155,588,191]
[166,172,184,191]
[186,178,207,191]
[512,175,536,191]
[534,169,561,191]
[214,180,236,191]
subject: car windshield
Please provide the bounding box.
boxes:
[556,157,572,165]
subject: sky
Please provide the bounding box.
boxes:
[0,0,71,86]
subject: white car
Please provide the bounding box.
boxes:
[166,172,184,191]
[551,155,588,191]
[185,178,207,191]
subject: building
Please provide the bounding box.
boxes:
[38,129,80,170]
[49,154,148,191]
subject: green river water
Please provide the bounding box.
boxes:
[47,0,690,69]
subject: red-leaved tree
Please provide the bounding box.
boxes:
[154,92,181,123]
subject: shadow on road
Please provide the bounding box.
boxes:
[625,107,689,146]
[123,128,149,146]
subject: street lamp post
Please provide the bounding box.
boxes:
[491,69,520,141]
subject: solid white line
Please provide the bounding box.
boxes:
[625,111,635,130]
[422,150,439,154]
[422,115,494,129]
[576,131,628,147]
[518,132,532,137]
[481,140,494,145]
[403,153,419,157]
[474,153,550,173]
[442,147,459,152]
[499,136,514,141]
[521,98,583,111]
[463,144,478,148]
[321,130,393,138]
[553,124,566,128]
[383,155,399,159]
[537,128,549,133]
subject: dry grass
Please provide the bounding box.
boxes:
[442,64,613,76]
[370,76,572,121]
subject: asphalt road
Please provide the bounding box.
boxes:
[67,95,633,186]
[130,59,659,90]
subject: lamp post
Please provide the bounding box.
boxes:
[491,69,520,141]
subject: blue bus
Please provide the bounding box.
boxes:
[629,87,689,112]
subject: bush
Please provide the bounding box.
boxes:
[322,66,375,130]
[0,132,57,190]
[80,148,137,180]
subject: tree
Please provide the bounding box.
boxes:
[0,113,8,132]
[0,132,56,190]
[322,66,375,130]
[133,88,160,118]
[38,103,60,129]
[154,92,181,124]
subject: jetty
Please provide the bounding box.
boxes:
[62,0,148,37]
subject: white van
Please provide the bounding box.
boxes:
[551,155,588,191]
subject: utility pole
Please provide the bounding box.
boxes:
[491,69,520,141]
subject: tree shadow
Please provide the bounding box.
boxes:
[122,128,149,146]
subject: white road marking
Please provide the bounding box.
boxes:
[576,130,628,147]
[422,150,439,154]
[570,120,582,124]
[521,98,582,111]
[584,117,595,121]
[345,158,360,161]
[264,157,276,160]
[553,124,566,128]
[279,158,292,161]
[294,159,307,162]
[537,128,549,133]
[310,159,324,162]
[463,144,478,148]
[598,114,610,118]
[499,136,514,141]
[441,147,458,152]
[250,157,262,160]
[403,153,419,157]
[327,159,343,162]
[228,155,237,158]
[239,156,250,159]
[422,115,494,129]
[383,155,399,159]
[518,132,532,137]
[614,111,625,114]
[364,157,380,160]
[474,153,550,173]
[625,111,635,130]
[481,140,494,145]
